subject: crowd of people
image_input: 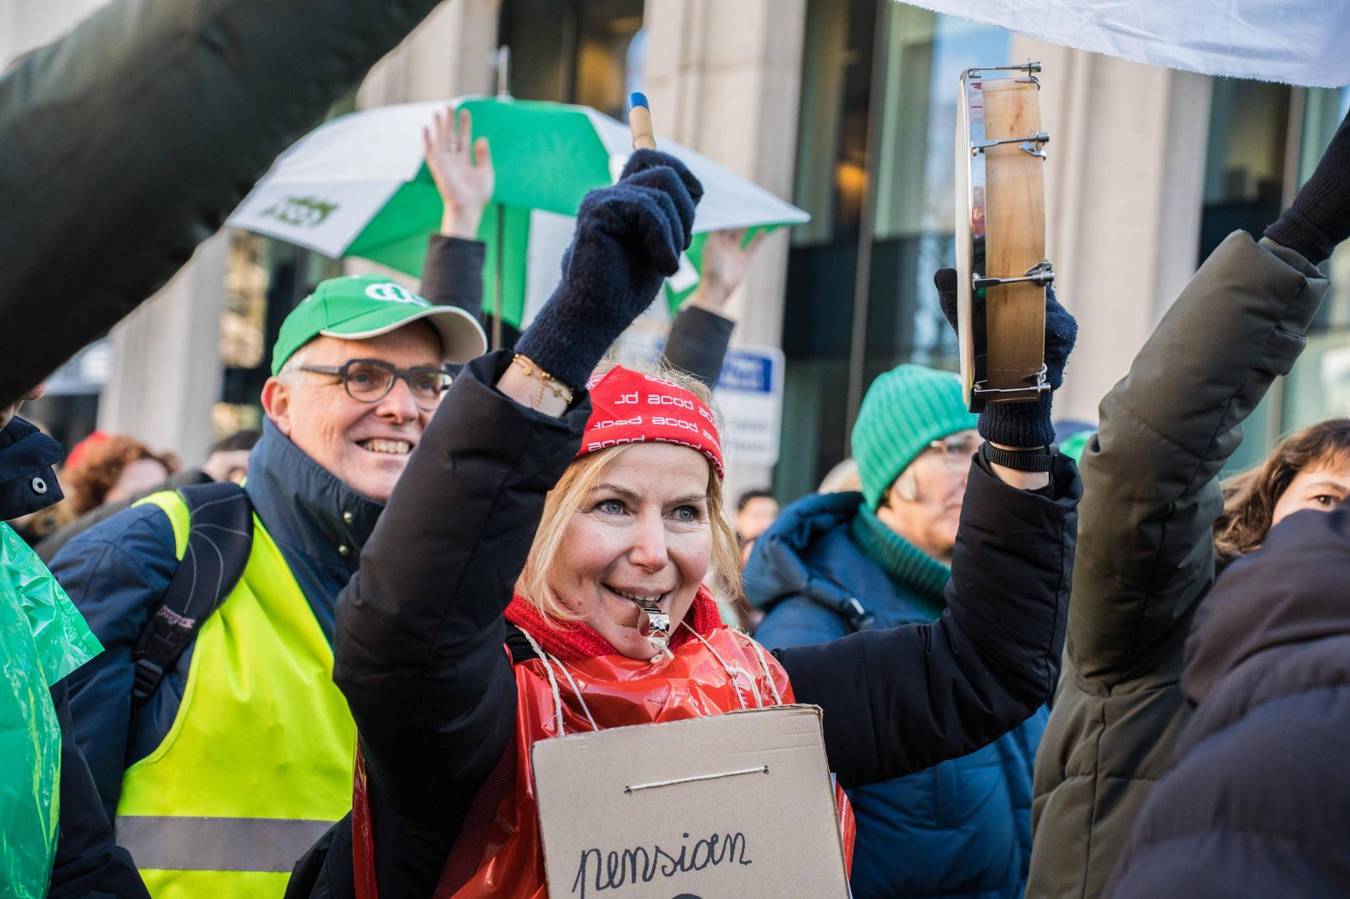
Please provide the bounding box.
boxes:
[2,89,1349,899]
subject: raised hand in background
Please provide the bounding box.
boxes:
[688,228,767,313]
[423,106,494,239]
[514,149,704,393]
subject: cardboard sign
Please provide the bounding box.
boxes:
[532,704,848,899]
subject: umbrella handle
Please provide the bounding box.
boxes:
[628,92,656,151]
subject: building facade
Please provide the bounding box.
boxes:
[8,0,1348,498]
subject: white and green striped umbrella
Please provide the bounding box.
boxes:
[227,97,808,328]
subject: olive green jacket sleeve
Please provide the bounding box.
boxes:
[1026,231,1329,898]
[0,0,440,405]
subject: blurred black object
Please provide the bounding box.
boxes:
[0,0,442,405]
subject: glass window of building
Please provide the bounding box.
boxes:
[1278,87,1350,438]
[777,0,1007,498]
[499,0,644,117]
[1198,78,1291,263]
[1196,81,1350,472]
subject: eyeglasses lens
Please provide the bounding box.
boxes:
[344,362,394,402]
[341,361,451,409]
[942,436,980,467]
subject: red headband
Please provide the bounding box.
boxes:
[580,366,724,479]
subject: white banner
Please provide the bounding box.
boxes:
[901,0,1350,87]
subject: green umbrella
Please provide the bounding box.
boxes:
[228,97,808,330]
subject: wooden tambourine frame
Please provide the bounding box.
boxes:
[954,63,1053,412]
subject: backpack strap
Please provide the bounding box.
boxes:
[131,481,253,707]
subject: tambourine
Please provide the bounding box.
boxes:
[954,62,1053,412]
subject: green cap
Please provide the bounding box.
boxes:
[851,364,979,509]
[271,276,488,375]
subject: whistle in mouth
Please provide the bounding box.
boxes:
[633,597,672,660]
[634,598,670,643]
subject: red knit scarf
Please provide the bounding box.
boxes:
[504,586,724,663]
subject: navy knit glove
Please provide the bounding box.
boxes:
[1265,108,1350,265]
[935,267,1077,448]
[515,150,703,391]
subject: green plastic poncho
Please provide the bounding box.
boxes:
[0,522,102,897]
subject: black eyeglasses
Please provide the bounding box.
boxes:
[925,432,981,470]
[296,359,451,410]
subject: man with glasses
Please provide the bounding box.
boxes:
[746,362,1054,899]
[48,276,486,897]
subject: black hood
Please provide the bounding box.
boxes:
[0,416,63,520]
[1184,502,1350,706]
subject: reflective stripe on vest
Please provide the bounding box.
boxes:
[116,816,333,873]
[117,491,356,899]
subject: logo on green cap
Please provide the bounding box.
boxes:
[363,282,426,305]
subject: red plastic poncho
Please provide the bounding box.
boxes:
[353,590,854,897]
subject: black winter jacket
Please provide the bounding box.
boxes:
[1107,503,1350,897]
[288,351,1081,898]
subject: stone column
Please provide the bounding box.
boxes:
[1010,37,1213,423]
[99,232,229,466]
[642,0,808,495]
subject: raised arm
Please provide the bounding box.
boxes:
[782,269,1080,786]
[332,148,702,828]
[419,105,491,320]
[663,229,764,387]
[781,452,1078,786]
[1069,233,1327,680]
[1069,110,1348,682]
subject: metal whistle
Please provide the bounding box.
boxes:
[633,598,671,658]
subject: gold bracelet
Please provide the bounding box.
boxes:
[511,354,574,405]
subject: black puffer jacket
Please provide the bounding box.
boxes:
[1108,503,1350,897]
[287,351,1082,898]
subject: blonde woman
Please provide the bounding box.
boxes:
[287,149,1080,897]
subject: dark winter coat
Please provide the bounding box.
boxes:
[286,350,1080,898]
[750,491,1044,899]
[1027,231,1330,897]
[0,417,148,898]
[1107,503,1350,897]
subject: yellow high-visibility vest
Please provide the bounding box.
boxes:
[114,490,356,898]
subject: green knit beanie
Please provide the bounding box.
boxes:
[851,364,978,509]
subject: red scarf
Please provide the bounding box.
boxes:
[503,586,724,663]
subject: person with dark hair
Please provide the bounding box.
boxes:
[1028,108,1350,897]
[1212,419,1350,563]
[735,487,779,543]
